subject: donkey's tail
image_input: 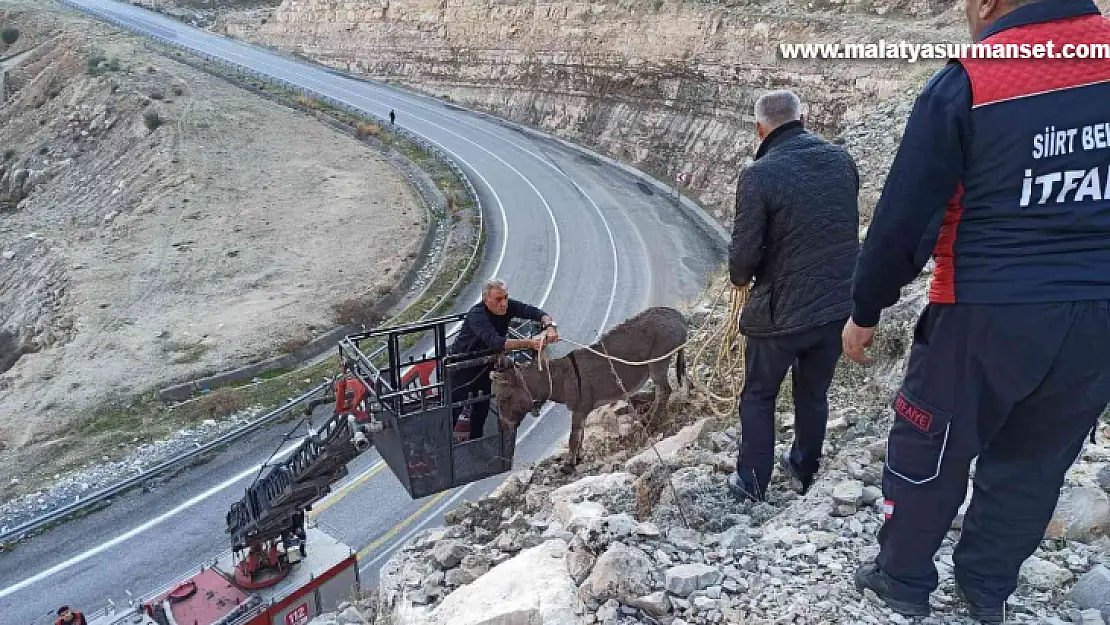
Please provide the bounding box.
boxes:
[676,347,687,388]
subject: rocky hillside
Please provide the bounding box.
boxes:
[351,271,1110,625]
[0,1,424,493]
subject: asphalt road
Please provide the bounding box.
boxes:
[0,1,725,622]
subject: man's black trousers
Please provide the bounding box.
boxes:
[450,364,492,439]
[736,318,846,496]
[875,301,1110,608]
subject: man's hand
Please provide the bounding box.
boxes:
[529,336,546,351]
[544,325,560,343]
[842,318,877,364]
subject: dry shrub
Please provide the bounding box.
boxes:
[331,296,384,328]
[195,388,246,418]
[278,326,314,354]
[355,122,382,139]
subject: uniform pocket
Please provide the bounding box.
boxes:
[885,388,952,485]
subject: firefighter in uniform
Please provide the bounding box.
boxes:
[843,0,1110,621]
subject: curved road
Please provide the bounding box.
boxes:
[0,1,724,622]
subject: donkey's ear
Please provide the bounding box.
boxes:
[494,354,514,371]
[489,370,508,385]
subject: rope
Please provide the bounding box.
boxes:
[684,281,750,418]
[555,338,687,366]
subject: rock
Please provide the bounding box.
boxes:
[666,526,707,552]
[630,591,670,617]
[337,606,364,624]
[432,540,470,569]
[634,522,661,537]
[487,469,533,502]
[565,537,596,584]
[664,563,722,597]
[579,542,655,604]
[1019,555,1073,590]
[1098,465,1110,494]
[1071,565,1110,623]
[859,464,883,486]
[1046,487,1110,542]
[807,531,837,550]
[832,480,864,507]
[596,600,619,623]
[577,513,638,550]
[400,540,585,625]
[458,553,491,582]
[1079,609,1107,625]
[761,526,806,547]
[549,472,634,507]
[624,420,710,475]
[714,525,749,549]
[555,499,608,532]
[861,486,883,505]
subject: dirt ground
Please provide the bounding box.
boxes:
[0,2,425,458]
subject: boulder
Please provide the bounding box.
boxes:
[1046,487,1110,543]
[624,419,711,475]
[1070,565,1110,623]
[1018,555,1073,590]
[398,539,585,625]
[664,563,722,598]
[578,542,655,604]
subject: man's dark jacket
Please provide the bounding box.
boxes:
[449,298,547,356]
[729,120,861,338]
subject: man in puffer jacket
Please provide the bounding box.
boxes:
[726,89,861,503]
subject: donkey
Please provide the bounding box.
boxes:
[489,306,689,474]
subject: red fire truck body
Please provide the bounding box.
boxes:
[88,527,359,625]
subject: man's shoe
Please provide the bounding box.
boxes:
[954,582,1005,623]
[727,472,764,503]
[853,563,930,618]
[779,449,815,495]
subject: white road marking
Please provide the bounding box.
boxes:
[0,444,307,598]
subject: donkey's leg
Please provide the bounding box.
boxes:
[562,409,588,474]
[645,360,673,427]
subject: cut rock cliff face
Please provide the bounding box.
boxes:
[204,0,971,225]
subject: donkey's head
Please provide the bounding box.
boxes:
[489,354,541,433]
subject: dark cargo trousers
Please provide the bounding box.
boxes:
[736,318,846,496]
[450,364,493,439]
[875,301,1110,607]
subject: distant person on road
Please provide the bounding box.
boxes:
[725,89,861,503]
[447,279,557,440]
[56,607,87,625]
[843,0,1110,621]
[389,109,395,125]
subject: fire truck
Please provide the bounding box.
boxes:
[84,314,536,625]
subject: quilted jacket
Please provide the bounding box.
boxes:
[729,120,860,338]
